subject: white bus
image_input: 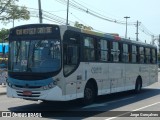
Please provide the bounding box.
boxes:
[7,24,158,104]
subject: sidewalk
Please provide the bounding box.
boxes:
[0,84,6,95]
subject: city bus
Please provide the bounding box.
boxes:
[7,24,158,104]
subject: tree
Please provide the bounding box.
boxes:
[74,21,93,30]
[0,0,30,25]
[0,28,9,42]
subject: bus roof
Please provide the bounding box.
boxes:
[62,25,157,48]
[9,24,157,49]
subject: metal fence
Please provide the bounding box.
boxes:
[0,68,7,85]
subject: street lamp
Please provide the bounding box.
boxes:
[124,16,130,39]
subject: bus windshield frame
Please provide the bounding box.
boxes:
[8,24,61,80]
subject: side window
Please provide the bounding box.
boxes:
[111,42,120,62]
[151,49,156,64]
[132,45,137,63]
[63,31,80,76]
[145,48,150,64]
[139,47,144,63]
[97,39,108,61]
[64,46,78,65]
[84,36,95,61]
[122,44,129,62]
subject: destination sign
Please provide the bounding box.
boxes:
[16,27,53,35]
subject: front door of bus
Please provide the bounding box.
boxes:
[63,30,80,100]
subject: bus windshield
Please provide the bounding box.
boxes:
[9,39,61,73]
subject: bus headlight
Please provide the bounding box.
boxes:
[53,81,57,85]
[48,82,54,88]
[43,86,48,90]
[43,81,56,90]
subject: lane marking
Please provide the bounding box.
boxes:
[83,96,134,109]
[105,102,160,120]
[83,103,106,109]
[106,97,135,104]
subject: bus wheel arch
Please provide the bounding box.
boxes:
[83,78,98,105]
[135,76,142,93]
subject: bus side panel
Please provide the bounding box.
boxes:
[149,64,158,85]
[125,64,137,90]
[139,64,150,87]
[83,62,106,96]
[109,63,125,93]
[64,62,89,100]
[101,63,110,95]
[65,71,78,100]
[67,62,110,98]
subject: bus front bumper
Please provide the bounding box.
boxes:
[7,85,66,101]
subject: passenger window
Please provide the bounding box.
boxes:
[151,49,156,64]
[145,48,150,64]
[111,42,120,62]
[132,45,137,63]
[84,36,95,61]
[97,39,108,61]
[139,47,144,63]
[64,46,78,65]
[122,44,129,62]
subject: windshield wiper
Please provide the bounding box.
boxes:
[26,41,32,72]
[16,42,21,64]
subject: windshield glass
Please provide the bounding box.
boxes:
[9,39,61,73]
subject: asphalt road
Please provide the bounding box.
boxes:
[0,75,160,120]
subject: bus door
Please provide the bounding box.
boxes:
[63,30,80,100]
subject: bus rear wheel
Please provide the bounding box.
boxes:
[135,79,142,93]
[83,82,96,105]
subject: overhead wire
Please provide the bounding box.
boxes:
[54,0,158,38]
[14,3,158,39]
[55,0,136,25]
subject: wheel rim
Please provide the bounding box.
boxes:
[85,88,93,100]
[137,82,141,91]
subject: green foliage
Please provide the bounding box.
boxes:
[0,28,9,42]
[0,0,30,24]
[74,21,93,30]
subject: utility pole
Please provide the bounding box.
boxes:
[135,20,140,41]
[159,34,160,53]
[38,0,43,23]
[13,19,14,27]
[66,0,69,25]
[124,16,130,39]
[152,35,155,45]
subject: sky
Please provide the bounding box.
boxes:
[1,0,160,45]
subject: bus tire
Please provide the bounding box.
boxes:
[83,82,96,105]
[134,78,142,93]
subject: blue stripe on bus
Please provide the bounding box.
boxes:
[8,77,53,86]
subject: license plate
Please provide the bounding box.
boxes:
[23,91,32,96]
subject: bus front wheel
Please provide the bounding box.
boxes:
[83,82,96,105]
